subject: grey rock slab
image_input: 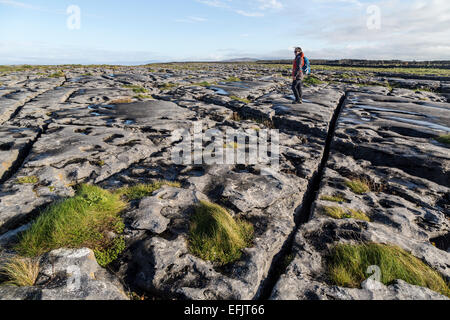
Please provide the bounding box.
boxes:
[124,181,305,299]
[237,87,344,138]
[221,170,304,213]
[270,218,450,300]
[0,183,73,235]
[38,248,129,300]
[67,88,135,104]
[0,126,40,182]
[22,124,157,183]
[0,286,42,300]
[53,100,197,131]
[10,87,77,127]
[127,195,171,233]
[0,124,157,234]
[212,81,278,98]
[315,154,450,241]
[0,248,129,300]
[0,89,46,124]
[335,92,450,186]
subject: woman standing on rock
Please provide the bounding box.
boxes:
[292,47,305,104]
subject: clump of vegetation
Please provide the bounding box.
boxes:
[230,96,250,104]
[134,94,153,100]
[322,206,370,222]
[303,75,323,86]
[111,98,133,104]
[320,195,347,203]
[345,179,370,195]
[328,243,450,297]
[49,71,65,78]
[115,181,181,201]
[435,134,450,145]
[191,81,212,87]
[225,76,241,82]
[122,85,147,94]
[16,185,127,267]
[0,257,40,287]
[188,201,254,265]
[159,83,178,90]
[16,176,39,185]
[95,160,105,167]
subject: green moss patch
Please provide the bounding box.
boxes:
[328,243,450,297]
[158,83,178,90]
[225,76,241,82]
[122,85,148,93]
[320,195,347,203]
[436,134,450,145]
[230,96,250,104]
[345,179,370,195]
[303,75,323,86]
[16,176,39,185]
[322,206,370,222]
[48,71,65,78]
[114,181,181,201]
[191,81,214,87]
[188,201,253,265]
[16,185,127,267]
[134,94,153,100]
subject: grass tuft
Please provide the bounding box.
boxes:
[114,181,181,201]
[230,96,250,104]
[192,81,213,87]
[225,76,241,82]
[17,176,39,185]
[435,134,450,145]
[1,257,40,287]
[134,94,153,100]
[122,85,147,94]
[322,206,370,222]
[320,195,347,203]
[49,71,65,78]
[111,98,133,104]
[328,243,450,297]
[303,75,323,86]
[345,179,370,195]
[188,201,253,265]
[16,184,127,267]
[159,83,178,90]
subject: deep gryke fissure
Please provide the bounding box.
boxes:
[256,91,348,300]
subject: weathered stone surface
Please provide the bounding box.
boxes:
[271,89,450,300]
[1,64,449,301]
[270,218,450,300]
[0,248,129,300]
[0,126,39,182]
[0,124,158,234]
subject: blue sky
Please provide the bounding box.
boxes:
[0,0,449,64]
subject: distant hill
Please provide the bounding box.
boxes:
[256,59,450,69]
[221,58,260,62]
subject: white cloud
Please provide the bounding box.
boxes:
[175,16,208,23]
[197,0,283,17]
[236,10,264,17]
[295,0,450,60]
[257,0,283,10]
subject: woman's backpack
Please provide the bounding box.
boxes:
[302,57,311,75]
